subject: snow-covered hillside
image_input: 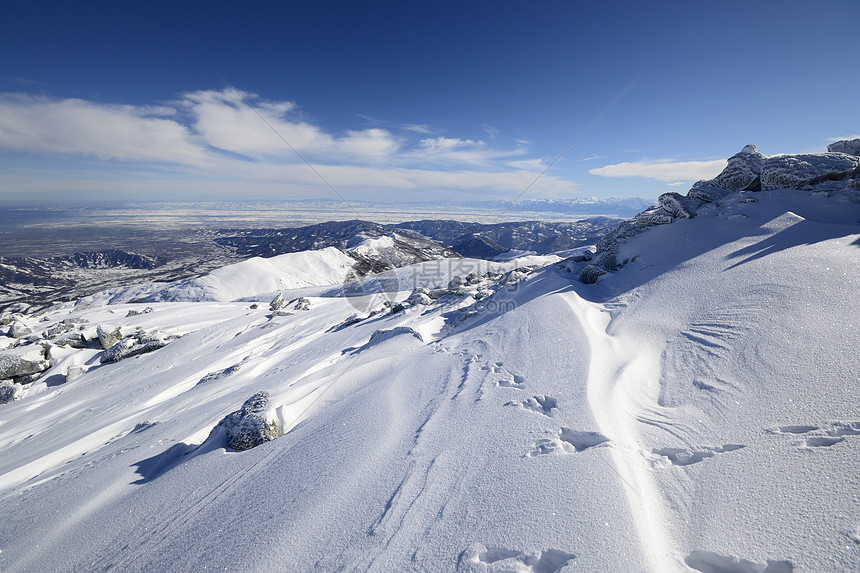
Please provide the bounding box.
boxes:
[1,142,859,572]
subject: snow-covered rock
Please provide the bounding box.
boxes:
[125,306,154,317]
[0,346,50,381]
[658,192,704,219]
[208,391,280,452]
[573,143,860,284]
[694,144,767,191]
[53,331,88,349]
[100,330,173,363]
[827,138,860,156]
[8,320,32,339]
[406,288,433,306]
[760,153,859,191]
[580,264,607,284]
[65,365,87,382]
[96,324,122,349]
[368,326,424,346]
[0,381,22,404]
[269,293,286,311]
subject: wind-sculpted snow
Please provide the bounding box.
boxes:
[0,143,858,572]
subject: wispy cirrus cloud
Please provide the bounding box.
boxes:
[506,158,546,171]
[579,154,606,162]
[0,88,573,201]
[589,159,726,182]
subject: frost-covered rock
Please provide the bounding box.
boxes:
[291,297,311,311]
[96,324,122,349]
[0,346,50,381]
[101,330,174,363]
[581,207,673,276]
[633,210,673,225]
[658,192,704,219]
[448,275,465,289]
[0,381,22,404]
[696,145,767,191]
[8,321,32,339]
[688,184,738,203]
[209,391,279,451]
[828,139,860,156]
[580,264,607,284]
[760,153,860,191]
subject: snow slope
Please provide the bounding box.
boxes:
[1,167,859,571]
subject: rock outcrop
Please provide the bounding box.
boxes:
[269,293,286,311]
[209,391,280,451]
[96,324,122,349]
[101,330,175,363]
[0,346,51,382]
[8,321,33,339]
[568,141,860,284]
[827,138,860,156]
[65,365,87,383]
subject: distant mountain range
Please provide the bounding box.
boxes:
[0,218,620,310]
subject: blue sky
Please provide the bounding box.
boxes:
[1,0,858,205]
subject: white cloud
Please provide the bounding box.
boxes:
[0,93,206,164]
[0,88,579,201]
[182,88,400,161]
[589,159,726,182]
[506,158,546,171]
[417,137,481,151]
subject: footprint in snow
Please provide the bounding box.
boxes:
[505,395,557,417]
[457,543,575,573]
[497,374,526,390]
[767,421,860,449]
[480,360,527,389]
[527,428,609,457]
[650,444,745,467]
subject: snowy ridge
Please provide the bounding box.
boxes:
[1,141,859,571]
[566,140,860,284]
